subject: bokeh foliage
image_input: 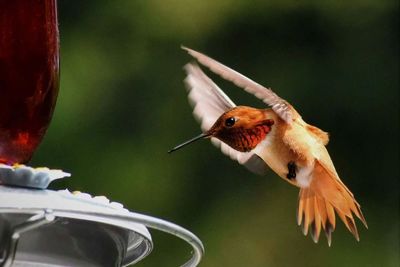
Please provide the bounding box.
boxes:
[32,1,398,266]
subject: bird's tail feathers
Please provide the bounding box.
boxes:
[297,160,367,246]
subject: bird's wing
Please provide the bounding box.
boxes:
[184,63,269,175]
[182,46,294,123]
[184,63,235,130]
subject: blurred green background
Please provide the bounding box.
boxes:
[32,1,398,266]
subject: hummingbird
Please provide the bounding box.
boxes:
[169,47,367,245]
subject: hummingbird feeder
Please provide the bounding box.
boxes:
[0,1,204,266]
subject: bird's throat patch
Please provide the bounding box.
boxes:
[222,119,274,152]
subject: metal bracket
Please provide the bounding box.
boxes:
[51,210,204,267]
[0,210,55,267]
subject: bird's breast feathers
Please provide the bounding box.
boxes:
[253,114,326,188]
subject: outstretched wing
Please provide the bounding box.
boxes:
[182,46,294,123]
[184,63,235,131]
[184,63,269,175]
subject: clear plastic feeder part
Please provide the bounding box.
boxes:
[0,167,204,267]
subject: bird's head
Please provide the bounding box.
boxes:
[168,106,275,153]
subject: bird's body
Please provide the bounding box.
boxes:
[170,47,367,245]
[254,108,312,187]
[253,108,326,188]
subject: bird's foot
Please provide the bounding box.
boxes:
[287,161,297,180]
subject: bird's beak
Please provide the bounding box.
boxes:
[168,132,210,153]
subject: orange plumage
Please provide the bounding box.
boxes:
[169,47,367,245]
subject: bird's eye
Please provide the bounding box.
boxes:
[225,117,236,127]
